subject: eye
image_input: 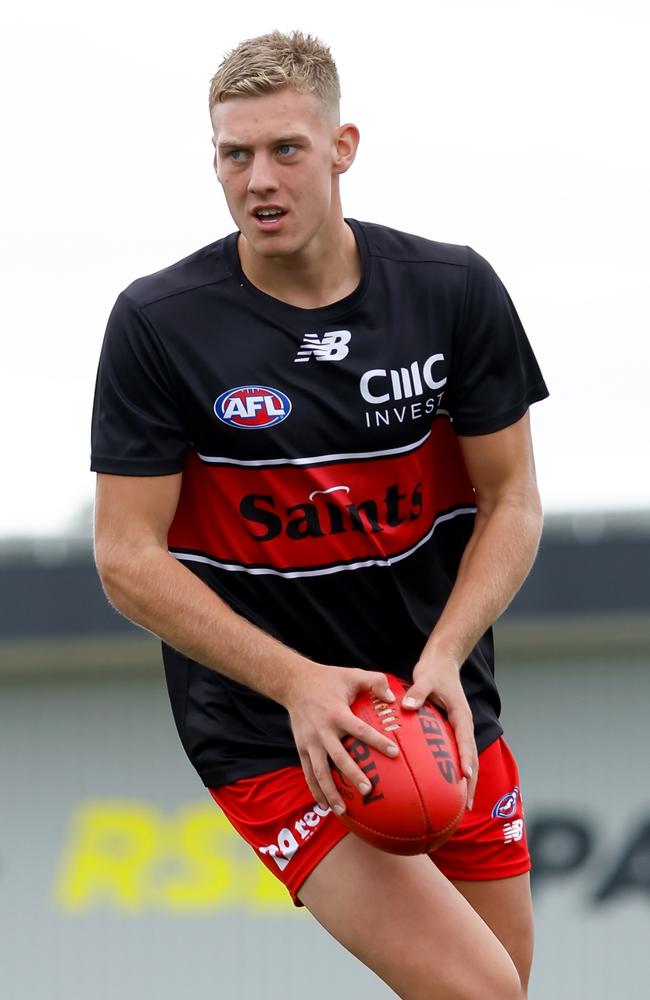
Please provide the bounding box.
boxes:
[228,149,248,162]
[277,144,298,157]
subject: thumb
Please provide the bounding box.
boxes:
[401,681,430,710]
[362,671,396,704]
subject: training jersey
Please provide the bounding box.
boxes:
[90,219,549,789]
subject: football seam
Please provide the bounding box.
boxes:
[395,720,467,840]
[357,693,428,837]
[340,816,432,843]
[342,797,465,842]
[394,725,430,835]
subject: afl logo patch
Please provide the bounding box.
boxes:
[214,385,292,430]
[491,786,520,819]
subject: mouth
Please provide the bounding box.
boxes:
[251,206,288,229]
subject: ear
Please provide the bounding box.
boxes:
[211,135,220,178]
[332,122,360,176]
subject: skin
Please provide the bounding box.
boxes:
[95,85,543,998]
[298,836,530,1000]
[210,88,361,309]
[450,873,535,995]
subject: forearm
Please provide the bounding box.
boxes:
[421,493,543,666]
[97,544,313,707]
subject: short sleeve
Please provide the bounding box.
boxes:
[448,248,549,436]
[90,291,189,475]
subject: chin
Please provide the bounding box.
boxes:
[239,211,327,259]
[244,229,307,259]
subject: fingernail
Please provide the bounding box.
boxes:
[385,689,396,702]
[403,697,417,708]
[334,803,345,816]
[386,744,399,757]
[359,781,371,795]
[466,766,473,779]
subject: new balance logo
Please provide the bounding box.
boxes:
[503,819,524,844]
[294,330,351,363]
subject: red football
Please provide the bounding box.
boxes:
[331,674,467,854]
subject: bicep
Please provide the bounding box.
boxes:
[94,472,183,566]
[456,411,540,512]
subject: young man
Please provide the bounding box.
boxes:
[91,30,548,1000]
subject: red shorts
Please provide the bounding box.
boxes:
[209,736,530,906]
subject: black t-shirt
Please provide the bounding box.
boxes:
[91,219,548,789]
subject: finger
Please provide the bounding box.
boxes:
[400,679,431,710]
[467,761,479,811]
[346,714,400,759]
[298,750,329,811]
[446,703,479,809]
[461,757,478,812]
[311,749,349,816]
[357,670,396,705]
[326,740,376,810]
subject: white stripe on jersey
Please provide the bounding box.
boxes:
[169,506,477,579]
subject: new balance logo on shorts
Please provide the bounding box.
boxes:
[258,804,332,871]
[294,330,351,362]
[503,819,524,844]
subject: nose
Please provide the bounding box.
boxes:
[247,153,279,196]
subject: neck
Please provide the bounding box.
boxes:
[237,215,361,309]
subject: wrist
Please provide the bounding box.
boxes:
[273,654,323,711]
[417,635,464,673]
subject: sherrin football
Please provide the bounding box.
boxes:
[331,674,467,854]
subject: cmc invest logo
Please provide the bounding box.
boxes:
[214,385,292,429]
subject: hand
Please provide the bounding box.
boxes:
[401,657,479,810]
[285,664,400,816]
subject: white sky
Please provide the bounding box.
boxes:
[1,0,648,536]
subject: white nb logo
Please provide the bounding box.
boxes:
[294,330,351,363]
[503,819,524,844]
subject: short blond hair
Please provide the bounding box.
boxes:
[208,30,341,123]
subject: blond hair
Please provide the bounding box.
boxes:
[208,30,341,123]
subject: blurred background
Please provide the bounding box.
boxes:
[1,1,648,998]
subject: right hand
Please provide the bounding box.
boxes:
[285,664,400,815]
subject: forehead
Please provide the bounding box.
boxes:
[211,88,329,144]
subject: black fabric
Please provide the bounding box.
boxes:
[91,219,548,788]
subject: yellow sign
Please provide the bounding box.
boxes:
[54,801,296,914]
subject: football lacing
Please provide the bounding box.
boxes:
[370,695,401,733]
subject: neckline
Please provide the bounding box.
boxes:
[224,218,371,320]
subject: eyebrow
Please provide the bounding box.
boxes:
[217,133,311,152]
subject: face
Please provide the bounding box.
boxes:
[211,88,358,259]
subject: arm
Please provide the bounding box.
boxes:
[401,411,543,807]
[94,472,399,813]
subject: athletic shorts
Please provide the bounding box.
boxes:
[208,736,530,906]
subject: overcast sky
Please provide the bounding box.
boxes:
[1,0,648,537]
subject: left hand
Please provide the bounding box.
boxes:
[401,657,479,810]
